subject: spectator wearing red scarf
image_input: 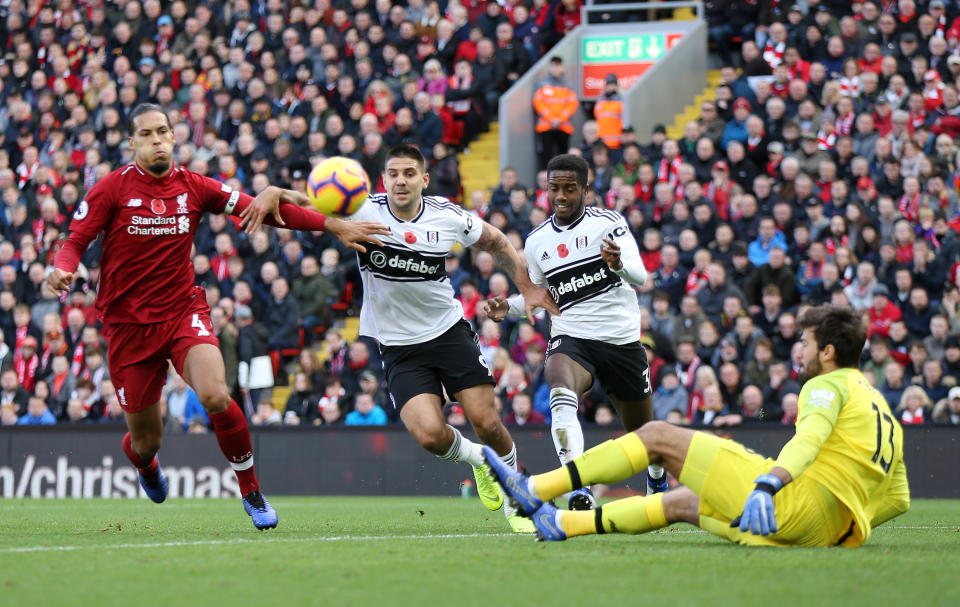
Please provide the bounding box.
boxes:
[14,336,39,392]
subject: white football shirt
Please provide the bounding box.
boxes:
[351,193,483,346]
[524,206,643,345]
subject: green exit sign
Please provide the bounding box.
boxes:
[582,34,666,62]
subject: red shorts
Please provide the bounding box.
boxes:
[104,288,219,413]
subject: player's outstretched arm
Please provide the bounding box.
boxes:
[232,187,389,251]
[237,186,304,232]
[473,221,560,318]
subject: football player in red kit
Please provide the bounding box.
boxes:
[47,104,389,529]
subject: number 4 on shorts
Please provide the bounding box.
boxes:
[192,313,210,337]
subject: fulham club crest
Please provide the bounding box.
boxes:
[427,231,438,245]
[150,198,166,215]
[576,236,588,249]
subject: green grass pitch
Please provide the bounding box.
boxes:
[0,497,956,606]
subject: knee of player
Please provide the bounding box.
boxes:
[635,421,670,450]
[197,385,231,413]
[637,420,669,438]
[472,417,504,443]
[418,431,449,453]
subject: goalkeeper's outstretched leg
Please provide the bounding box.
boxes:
[484,421,785,543]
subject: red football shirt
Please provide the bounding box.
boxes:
[55,163,252,325]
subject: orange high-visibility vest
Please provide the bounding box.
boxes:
[594,97,623,149]
[533,84,579,134]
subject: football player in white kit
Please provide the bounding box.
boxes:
[351,145,559,532]
[486,154,666,510]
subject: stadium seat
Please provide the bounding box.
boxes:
[269,328,305,378]
[330,282,354,315]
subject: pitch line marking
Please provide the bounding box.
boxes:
[0,533,517,554]
[0,526,950,554]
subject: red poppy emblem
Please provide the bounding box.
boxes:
[404,232,417,244]
[557,244,569,258]
[150,199,166,215]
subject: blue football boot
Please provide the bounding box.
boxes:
[138,459,168,504]
[481,446,543,517]
[243,491,278,530]
[532,502,567,542]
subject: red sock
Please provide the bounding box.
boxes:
[209,399,260,496]
[122,432,158,477]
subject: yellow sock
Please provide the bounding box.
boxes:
[597,494,667,534]
[558,510,598,538]
[531,467,574,501]
[532,433,650,501]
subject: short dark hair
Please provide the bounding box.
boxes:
[546,154,589,188]
[797,305,867,368]
[128,103,170,135]
[385,143,426,172]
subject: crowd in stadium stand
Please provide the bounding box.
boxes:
[1,0,959,432]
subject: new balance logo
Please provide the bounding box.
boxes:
[126,198,143,207]
[540,251,550,261]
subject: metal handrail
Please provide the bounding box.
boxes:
[581,1,704,23]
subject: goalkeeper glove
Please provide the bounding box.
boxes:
[733,473,783,536]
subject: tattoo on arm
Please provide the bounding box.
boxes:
[475,222,518,278]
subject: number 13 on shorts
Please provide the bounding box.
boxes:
[192,313,211,336]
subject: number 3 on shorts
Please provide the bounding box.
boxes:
[192,313,211,337]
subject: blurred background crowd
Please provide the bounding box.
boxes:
[1,0,959,432]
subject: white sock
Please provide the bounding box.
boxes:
[648,464,665,480]
[550,387,583,465]
[438,425,484,467]
[501,443,517,470]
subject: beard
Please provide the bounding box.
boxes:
[146,157,172,174]
[800,357,821,382]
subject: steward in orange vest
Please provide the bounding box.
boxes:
[594,73,624,151]
[533,56,580,170]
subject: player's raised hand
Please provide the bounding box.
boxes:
[484,296,510,322]
[601,237,623,271]
[46,268,73,295]
[239,187,286,233]
[325,217,390,253]
[522,285,559,318]
[734,473,782,536]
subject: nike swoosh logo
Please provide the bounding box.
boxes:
[536,511,562,537]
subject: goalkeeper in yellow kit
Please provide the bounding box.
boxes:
[484,305,911,546]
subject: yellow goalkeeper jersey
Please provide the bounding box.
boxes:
[786,367,909,545]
